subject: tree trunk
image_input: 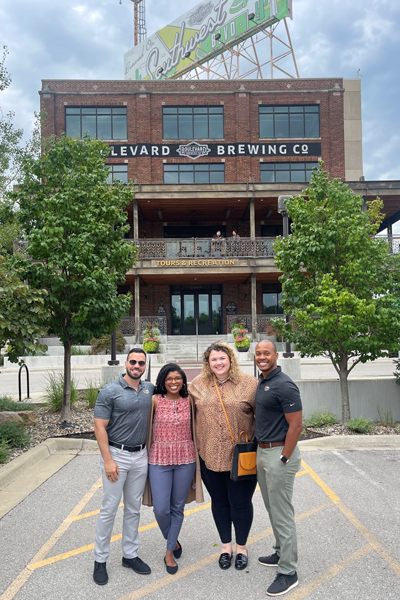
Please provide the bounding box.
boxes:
[60,339,72,422]
[338,361,351,423]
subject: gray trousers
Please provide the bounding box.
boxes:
[148,462,196,551]
[94,445,148,563]
[257,445,301,575]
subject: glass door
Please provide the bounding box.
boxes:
[182,294,195,335]
[198,294,211,335]
[171,286,222,335]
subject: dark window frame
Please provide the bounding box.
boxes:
[262,283,284,315]
[106,164,128,184]
[65,106,127,140]
[260,161,319,184]
[162,106,224,140]
[259,105,320,139]
[163,163,225,185]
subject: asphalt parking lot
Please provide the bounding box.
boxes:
[1,444,400,600]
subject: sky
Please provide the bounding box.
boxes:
[1,0,399,227]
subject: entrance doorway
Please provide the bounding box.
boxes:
[171,285,222,335]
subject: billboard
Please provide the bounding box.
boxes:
[124,0,292,81]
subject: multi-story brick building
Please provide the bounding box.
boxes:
[40,77,399,342]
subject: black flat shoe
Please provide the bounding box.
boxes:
[173,540,182,559]
[235,553,248,570]
[218,552,232,570]
[164,556,178,575]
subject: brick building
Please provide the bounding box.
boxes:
[40,77,399,341]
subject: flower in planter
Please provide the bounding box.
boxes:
[232,326,250,349]
[142,323,161,353]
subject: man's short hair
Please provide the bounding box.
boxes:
[256,339,277,353]
[127,347,147,360]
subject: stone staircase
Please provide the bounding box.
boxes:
[164,334,229,362]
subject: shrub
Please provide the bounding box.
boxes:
[84,379,101,409]
[43,372,78,413]
[0,396,35,412]
[90,331,127,355]
[304,410,338,428]
[265,323,283,342]
[0,440,10,463]
[0,422,31,448]
[346,417,374,434]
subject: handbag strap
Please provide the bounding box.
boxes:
[213,375,235,446]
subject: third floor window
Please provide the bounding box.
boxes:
[259,105,320,139]
[163,106,224,140]
[65,107,127,140]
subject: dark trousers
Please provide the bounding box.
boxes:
[200,457,257,546]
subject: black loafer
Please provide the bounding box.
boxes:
[164,556,178,575]
[93,561,108,585]
[173,540,182,559]
[122,556,151,575]
[235,553,248,570]
[218,552,232,570]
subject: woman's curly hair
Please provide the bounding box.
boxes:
[201,341,242,384]
[155,363,188,397]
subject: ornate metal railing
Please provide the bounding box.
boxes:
[227,314,285,333]
[119,316,167,336]
[130,238,276,260]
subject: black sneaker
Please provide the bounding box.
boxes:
[93,561,108,585]
[122,556,151,575]
[266,572,298,596]
[258,552,280,567]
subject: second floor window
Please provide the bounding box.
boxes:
[260,162,319,183]
[107,164,128,184]
[259,105,320,139]
[66,107,127,140]
[164,163,225,184]
[163,106,224,139]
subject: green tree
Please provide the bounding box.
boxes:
[271,165,400,422]
[14,135,137,421]
[0,256,48,363]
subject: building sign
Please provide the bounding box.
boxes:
[154,259,236,266]
[124,0,292,81]
[109,142,321,159]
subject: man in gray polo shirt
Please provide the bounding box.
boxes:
[93,348,154,586]
[255,340,303,597]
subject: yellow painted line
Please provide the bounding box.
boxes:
[302,459,400,579]
[283,544,373,600]
[0,477,103,600]
[72,502,124,521]
[116,502,332,600]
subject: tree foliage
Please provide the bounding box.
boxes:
[271,165,400,422]
[14,135,138,420]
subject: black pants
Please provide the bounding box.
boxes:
[200,457,257,546]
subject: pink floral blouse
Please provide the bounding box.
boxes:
[148,395,196,466]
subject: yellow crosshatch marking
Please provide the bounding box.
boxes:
[2,461,400,600]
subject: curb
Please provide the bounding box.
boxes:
[298,434,400,451]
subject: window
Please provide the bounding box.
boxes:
[163,106,224,139]
[107,164,128,184]
[65,107,127,140]
[260,162,319,183]
[262,283,283,315]
[164,163,225,184]
[259,105,320,138]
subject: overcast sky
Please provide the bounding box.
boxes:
[1,0,399,227]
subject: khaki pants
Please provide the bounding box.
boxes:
[257,444,301,575]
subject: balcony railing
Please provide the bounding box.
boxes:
[227,314,285,333]
[130,238,276,260]
[119,316,167,336]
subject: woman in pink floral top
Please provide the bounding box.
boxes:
[146,363,201,575]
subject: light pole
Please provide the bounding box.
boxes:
[277,195,294,358]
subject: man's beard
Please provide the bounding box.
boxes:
[126,370,142,380]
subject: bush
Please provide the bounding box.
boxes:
[0,396,35,412]
[0,440,10,463]
[346,417,374,434]
[90,331,127,355]
[84,379,101,409]
[265,323,283,342]
[304,410,338,428]
[43,372,78,413]
[0,422,31,448]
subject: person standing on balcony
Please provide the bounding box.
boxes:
[254,340,303,597]
[231,231,240,241]
[93,348,154,586]
[143,363,203,575]
[212,230,225,241]
[189,342,258,571]
[212,230,225,256]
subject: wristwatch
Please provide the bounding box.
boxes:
[280,454,289,464]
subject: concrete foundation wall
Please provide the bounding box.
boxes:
[297,378,400,421]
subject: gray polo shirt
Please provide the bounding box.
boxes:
[94,375,154,447]
[255,366,302,443]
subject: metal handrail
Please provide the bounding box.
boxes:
[18,363,31,402]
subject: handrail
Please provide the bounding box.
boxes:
[18,363,31,402]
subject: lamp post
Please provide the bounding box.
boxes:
[108,329,120,366]
[277,195,294,358]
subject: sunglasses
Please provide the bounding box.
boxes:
[128,360,146,367]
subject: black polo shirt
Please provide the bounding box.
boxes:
[255,366,302,443]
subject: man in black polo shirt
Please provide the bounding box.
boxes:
[255,340,303,597]
[93,348,154,585]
